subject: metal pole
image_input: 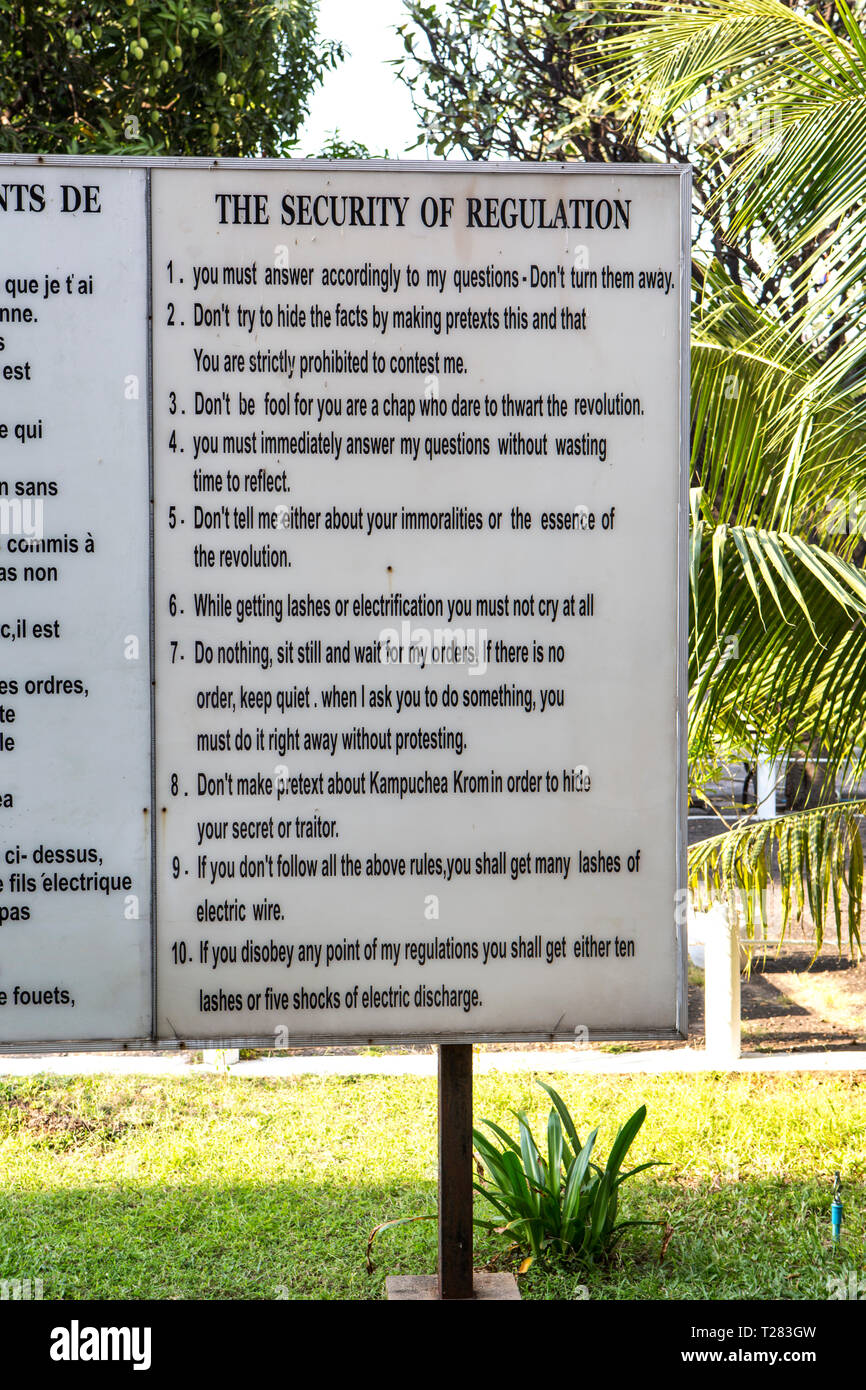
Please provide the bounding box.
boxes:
[437,1043,474,1300]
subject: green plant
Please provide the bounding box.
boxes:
[0,1,342,156]
[472,1082,664,1269]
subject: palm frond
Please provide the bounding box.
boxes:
[689,800,865,956]
[606,0,866,253]
[690,525,866,783]
[606,1,866,402]
[691,262,866,547]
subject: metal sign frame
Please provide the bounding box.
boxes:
[0,156,690,1051]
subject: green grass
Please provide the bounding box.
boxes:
[0,1071,863,1300]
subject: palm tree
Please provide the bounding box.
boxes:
[597,0,866,955]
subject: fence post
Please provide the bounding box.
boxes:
[704,903,741,1062]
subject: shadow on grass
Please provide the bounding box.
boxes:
[740,974,811,1021]
[0,1174,856,1302]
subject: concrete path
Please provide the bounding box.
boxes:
[0,1048,863,1076]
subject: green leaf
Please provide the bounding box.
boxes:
[604,1106,648,1186]
[546,1109,564,1203]
[536,1080,583,1154]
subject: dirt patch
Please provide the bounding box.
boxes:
[2,1095,131,1148]
[736,950,866,1054]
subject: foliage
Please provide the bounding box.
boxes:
[396,1,860,297]
[689,801,864,953]
[315,132,386,160]
[396,1,641,163]
[0,0,342,155]
[472,1081,663,1268]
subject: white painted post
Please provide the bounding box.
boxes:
[703,902,741,1061]
[202,1048,239,1071]
[756,756,779,819]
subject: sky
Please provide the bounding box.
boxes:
[299,0,425,158]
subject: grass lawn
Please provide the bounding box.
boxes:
[0,1070,863,1300]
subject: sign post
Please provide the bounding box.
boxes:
[437,1043,474,1300]
[386,1043,523,1300]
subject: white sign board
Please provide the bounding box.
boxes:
[0,167,152,1044]
[0,158,689,1047]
